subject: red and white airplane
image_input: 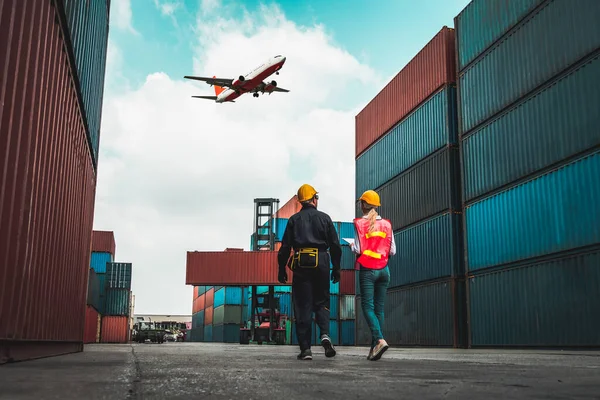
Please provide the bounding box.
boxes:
[184,55,290,103]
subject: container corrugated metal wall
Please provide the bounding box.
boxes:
[205,306,214,325]
[205,288,214,307]
[385,279,466,346]
[356,86,458,197]
[90,252,112,273]
[340,320,356,345]
[458,0,600,135]
[339,271,356,295]
[60,0,110,167]
[275,196,301,219]
[100,316,129,343]
[204,325,213,342]
[213,324,240,343]
[340,295,356,320]
[213,305,242,325]
[86,269,101,312]
[192,311,205,328]
[389,213,463,287]
[329,294,339,320]
[189,327,204,342]
[84,305,100,344]
[461,53,600,202]
[465,150,600,272]
[106,262,132,290]
[97,273,106,314]
[329,320,339,345]
[355,26,456,157]
[196,286,207,296]
[335,222,356,241]
[91,231,116,256]
[278,293,293,318]
[340,246,356,270]
[104,289,130,316]
[373,146,461,230]
[0,0,100,363]
[468,249,600,347]
[214,287,242,308]
[455,0,545,71]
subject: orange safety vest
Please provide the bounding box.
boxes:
[353,217,393,270]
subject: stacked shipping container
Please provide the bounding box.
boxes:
[455,0,600,347]
[0,1,110,363]
[354,26,466,347]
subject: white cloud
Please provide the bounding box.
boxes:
[95,2,383,314]
[111,0,139,35]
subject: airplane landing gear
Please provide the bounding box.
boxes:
[276,71,279,75]
[253,93,259,98]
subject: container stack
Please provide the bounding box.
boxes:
[101,262,133,343]
[190,286,217,342]
[354,26,466,347]
[455,0,600,347]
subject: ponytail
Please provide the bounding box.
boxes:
[366,208,378,233]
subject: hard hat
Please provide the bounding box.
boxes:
[359,190,380,207]
[297,184,318,202]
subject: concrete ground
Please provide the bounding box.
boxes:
[0,343,599,399]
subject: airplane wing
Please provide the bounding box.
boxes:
[192,95,217,100]
[270,86,290,93]
[184,75,234,87]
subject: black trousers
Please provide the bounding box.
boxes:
[292,263,330,351]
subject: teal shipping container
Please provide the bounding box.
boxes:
[213,305,242,325]
[106,262,132,290]
[204,325,213,342]
[278,293,293,318]
[468,249,600,347]
[90,252,112,273]
[189,327,204,342]
[97,273,106,314]
[192,310,205,329]
[465,150,600,272]
[213,324,240,343]
[214,287,242,307]
[86,268,101,313]
[355,85,458,197]
[197,286,207,296]
[340,320,355,345]
[329,320,339,345]
[458,0,600,135]
[104,289,130,316]
[330,294,339,320]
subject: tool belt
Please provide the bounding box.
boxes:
[291,248,319,269]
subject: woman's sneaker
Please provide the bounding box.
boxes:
[370,339,389,361]
[366,347,374,360]
[321,334,337,358]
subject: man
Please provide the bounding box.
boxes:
[277,184,342,360]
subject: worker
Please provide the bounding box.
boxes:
[277,184,342,360]
[351,190,395,361]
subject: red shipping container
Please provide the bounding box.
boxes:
[340,271,356,295]
[276,195,302,219]
[198,293,206,311]
[205,288,214,307]
[194,286,199,298]
[91,231,116,256]
[225,248,244,252]
[205,306,214,325]
[355,26,456,158]
[84,306,100,344]
[0,1,99,363]
[100,316,129,343]
[186,251,294,285]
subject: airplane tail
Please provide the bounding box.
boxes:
[213,76,224,96]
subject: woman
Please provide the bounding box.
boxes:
[351,190,395,361]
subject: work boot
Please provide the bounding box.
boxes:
[297,349,312,360]
[370,339,389,361]
[321,334,336,358]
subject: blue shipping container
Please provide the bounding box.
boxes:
[97,273,106,297]
[468,249,600,346]
[329,320,340,345]
[104,289,130,316]
[389,212,463,288]
[90,252,112,273]
[213,324,240,343]
[330,294,339,320]
[355,86,458,197]
[462,53,600,202]
[330,276,339,295]
[277,293,293,317]
[340,320,355,345]
[455,0,545,71]
[214,287,243,308]
[204,325,213,342]
[459,0,600,135]
[106,262,132,290]
[466,150,600,272]
[337,222,356,242]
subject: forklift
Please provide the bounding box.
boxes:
[240,286,288,345]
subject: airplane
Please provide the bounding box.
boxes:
[183,55,290,103]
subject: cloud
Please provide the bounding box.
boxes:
[111,0,139,35]
[95,2,383,314]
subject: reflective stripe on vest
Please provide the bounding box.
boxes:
[362,249,382,259]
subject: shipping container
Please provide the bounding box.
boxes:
[83,305,100,344]
[468,249,600,347]
[196,286,206,296]
[340,320,356,346]
[465,150,600,272]
[389,212,463,288]
[334,222,356,242]
[106,262,132,290]
[355,85,458,197]
[339,246,356,270]
[192,310,205,329]
[91,231,116,256]
[225,248,244,252]
[205,288,214,307]
[0,0,98,364]
[214,287,243,308]
[213,324,241,343]
[278,293,294,318]
[104,289,130,316]
[186,251,294,285]
[329,320,340,345]
[340,295,356,320]
[362,146,460,230]
[205,306,214,325]
[213,305,242,325]
[355,26,456,157]
[275,196,301,219]
[90,252,111,273]
[454,0,545,71]
[204,325,213,342]
[462,53,600,202]
[192,294,205,314]
[86,268,101,312]
[329,294,339,320]
[339,270,356,295]
[97,273,106,314]
[385,279,467,347]
[330,275,340,295]
[355,296,372,346]
[189,327,204,342]
[100,316,129,343]
[58,0,110,167]
[458,0,600,135]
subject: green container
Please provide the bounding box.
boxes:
[213,305,242,325]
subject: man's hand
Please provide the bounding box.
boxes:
[278,269,288,284]
[331,268,340,284]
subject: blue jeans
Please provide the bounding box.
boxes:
[359,266,390,348]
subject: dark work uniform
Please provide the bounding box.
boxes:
[277,203,342,351]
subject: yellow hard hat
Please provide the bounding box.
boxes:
[359,190,380,207]
[297,184,318,202]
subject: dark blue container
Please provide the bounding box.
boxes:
[389,212,463,288]
[278,293,293,318]
[213,287,242,308]
[355,86,458,198]
[104,288,130,316]
[97,273,106,314]
[189,327,204,342]
[462,53,600,202]
[212,324,240,343]
[372,146,461,231]
[340,320,356,345]
[204,325,213,342]
[455,0,545,71]
[90,252,111,273]
[459,0,600,135]
[465,150,600,272]
[106,262,132,290]
[468,249,600,346]
[86,268,101,312]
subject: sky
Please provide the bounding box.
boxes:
[94,0,471,315]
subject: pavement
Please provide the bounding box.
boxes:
[1,343,599,399]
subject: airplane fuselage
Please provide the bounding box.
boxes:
[216,56,286,103]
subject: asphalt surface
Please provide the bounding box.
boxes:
[1,343,599,399]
